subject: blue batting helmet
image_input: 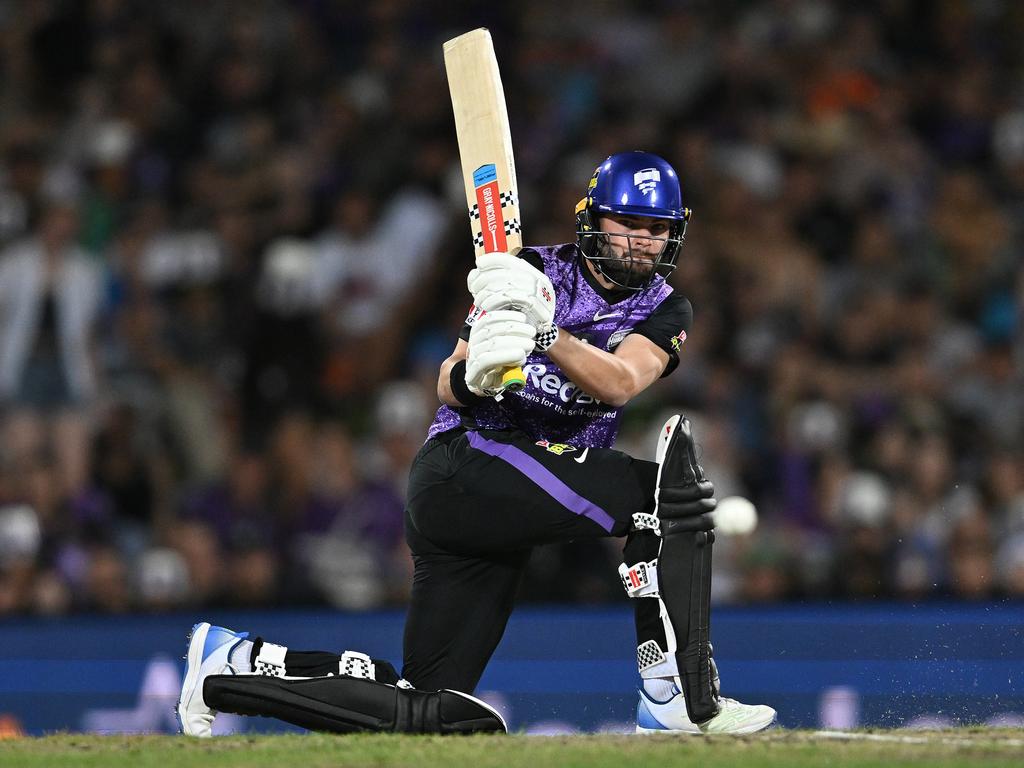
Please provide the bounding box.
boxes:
[575,151,691,289]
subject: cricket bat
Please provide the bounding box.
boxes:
[443,28,525,393]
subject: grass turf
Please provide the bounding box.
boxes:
[1,730,1022,768]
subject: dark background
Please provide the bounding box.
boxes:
[0,0,1022,617]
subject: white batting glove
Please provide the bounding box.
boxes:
[466,309,536,396]
[468,253,556,332]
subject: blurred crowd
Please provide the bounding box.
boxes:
[0,0,1022,616]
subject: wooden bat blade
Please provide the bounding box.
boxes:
[443,28,523,259]
[444,28,525,393]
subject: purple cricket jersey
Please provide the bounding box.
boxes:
[428,244,675,449]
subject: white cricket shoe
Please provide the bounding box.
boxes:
[177,622,250,737]
[637,686,777,735]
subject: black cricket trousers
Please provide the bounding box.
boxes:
[402,427,662,693]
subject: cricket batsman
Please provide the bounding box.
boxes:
[177,152,777,736]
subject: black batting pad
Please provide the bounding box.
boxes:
[203,674,506,734]
[656,417,721,724]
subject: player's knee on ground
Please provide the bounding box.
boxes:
[203,674,507,734]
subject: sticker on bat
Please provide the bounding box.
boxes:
[473,163,507,253]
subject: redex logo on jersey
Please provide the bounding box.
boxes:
[522,363,602,405]
[670,330,687,351]
[473,163,507,252]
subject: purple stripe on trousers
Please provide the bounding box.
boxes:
[465,431,616,533]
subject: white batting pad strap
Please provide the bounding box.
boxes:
[339,650,376,680]
[639,645,679,679]
[643,593,680,679]
[619,559,659,598]
[254,641,288,677]
[637,640,666,673]
[632,512,661,534]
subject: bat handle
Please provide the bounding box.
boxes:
[500,366,525,393]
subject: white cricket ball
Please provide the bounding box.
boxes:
[713,496,758,536]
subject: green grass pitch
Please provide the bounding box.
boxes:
[1,730,1022,768]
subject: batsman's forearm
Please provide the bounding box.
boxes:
[544,330,642,407]
[437,349,468,407]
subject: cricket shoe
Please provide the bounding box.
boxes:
[177,622,250,737]
[636,686,776,735]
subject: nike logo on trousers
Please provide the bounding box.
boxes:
[574,448,590,463]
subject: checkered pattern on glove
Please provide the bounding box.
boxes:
[534,324,559,352]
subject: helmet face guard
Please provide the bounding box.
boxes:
[575,152,691,291]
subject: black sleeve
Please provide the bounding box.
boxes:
[458,249,544,341]
[628,293,693,378]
